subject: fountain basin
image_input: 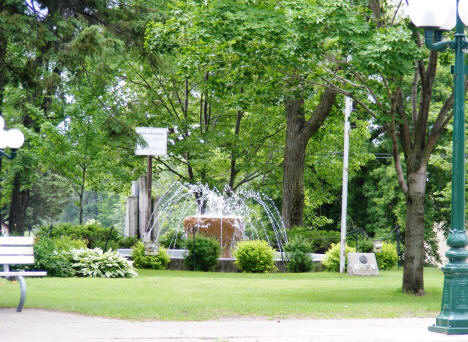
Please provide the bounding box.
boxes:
[183,215,244,258]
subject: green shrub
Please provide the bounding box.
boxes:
[159,229,186,249]
[322,243,356,272]
[288,227,340,253]
[184,235,220,271]
[118,237,140,249]
[347,239,374,253]
[36,223,121,251]
[376,242,398,270]
[284,237,313,273]
[33,236,87,277]
[233,240,276,273]
[71,248,137,278]
[132,241,170,270]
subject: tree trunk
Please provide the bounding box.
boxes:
[281,89,337,229]
[282,99,308,229]
[9,173,29,235]
[79,188,84,225]
[402,169,427,295]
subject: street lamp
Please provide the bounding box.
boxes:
[408,0,468,335]
[0,115,25,229]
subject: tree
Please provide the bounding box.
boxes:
[317,1,457,294]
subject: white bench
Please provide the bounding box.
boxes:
[0,236,47,312]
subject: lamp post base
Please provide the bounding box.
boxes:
[429,265,468,335]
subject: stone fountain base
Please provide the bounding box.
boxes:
[183,215,244,258]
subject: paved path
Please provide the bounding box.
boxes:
[1,308,468,342]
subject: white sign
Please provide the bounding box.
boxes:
[135,127,168,156]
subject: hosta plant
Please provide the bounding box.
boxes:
[71,248,138,278]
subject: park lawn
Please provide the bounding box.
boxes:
[0,268,444,320]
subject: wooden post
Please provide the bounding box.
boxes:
[147,156,153,239]
[138,175,148,239]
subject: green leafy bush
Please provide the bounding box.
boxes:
[348,239,373,253]
[233,240,276,273]
[37,223,121,251]
[322,243,356,272]
[288,227,340,253]
[132,241,170,270]
[184,235,220,271]
[284,237,313,273]
[118,237,140,249]
[159,229,186,249]
[376,242,398,270]
[71,248,137,278]
[33,236,87,277]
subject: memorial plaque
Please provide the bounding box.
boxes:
[347,253,379,276]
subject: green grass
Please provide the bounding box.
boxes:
[0,268,444,320]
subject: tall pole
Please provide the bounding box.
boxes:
[339,97,352,273]
[146,156,153,238]
[429,0,468,334]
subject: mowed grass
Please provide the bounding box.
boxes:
[0,268,444,320]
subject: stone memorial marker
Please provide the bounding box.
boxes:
[347,252,379,276]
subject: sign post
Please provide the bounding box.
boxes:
[135,127,167,240]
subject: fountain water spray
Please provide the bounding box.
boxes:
[144,183,287,257]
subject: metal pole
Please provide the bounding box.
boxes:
[339,97,352,273]
[429,0,468,334]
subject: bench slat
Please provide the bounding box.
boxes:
[0,237,34,246]
[0,271,47,277]
[0,247,34,255]
[0,255,34,264]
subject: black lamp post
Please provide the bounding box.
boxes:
[408,0,468,334]
[0,115,25,229]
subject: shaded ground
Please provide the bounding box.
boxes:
[1,308,467,342]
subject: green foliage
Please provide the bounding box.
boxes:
[288,227,340,254]
[132,242,170,270]
[184,236,221,272]
[322,243,356,272]
[33,236,87,277]
[118,237,140,249]
[71,248,137,278]
[284,237,313,273]
[233,240,276,273]
[347,239,374,253]
[375,242,398,271]
[37,223,121,251]
[159,229,186,249]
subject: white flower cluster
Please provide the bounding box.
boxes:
[0,116,24,149]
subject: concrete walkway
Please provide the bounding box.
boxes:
[2,309,468,342]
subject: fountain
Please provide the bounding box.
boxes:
[144,183,287,258]
[183,215,244,258]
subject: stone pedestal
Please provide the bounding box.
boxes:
[183,216,243,258]
[347,253,379,276]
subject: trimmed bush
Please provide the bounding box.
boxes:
[72,248,137,278]
[233,240,276,273]
[36,223,121,251]
[284,237,313,273]
[376,242,398,270]
[118,237,140,249]
[33,236,87,277]
[322,243,356,272]
[184,235,220,271]
[132,241,170,270]
[288,227,340,254]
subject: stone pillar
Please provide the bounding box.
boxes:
[125,197,138,237]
